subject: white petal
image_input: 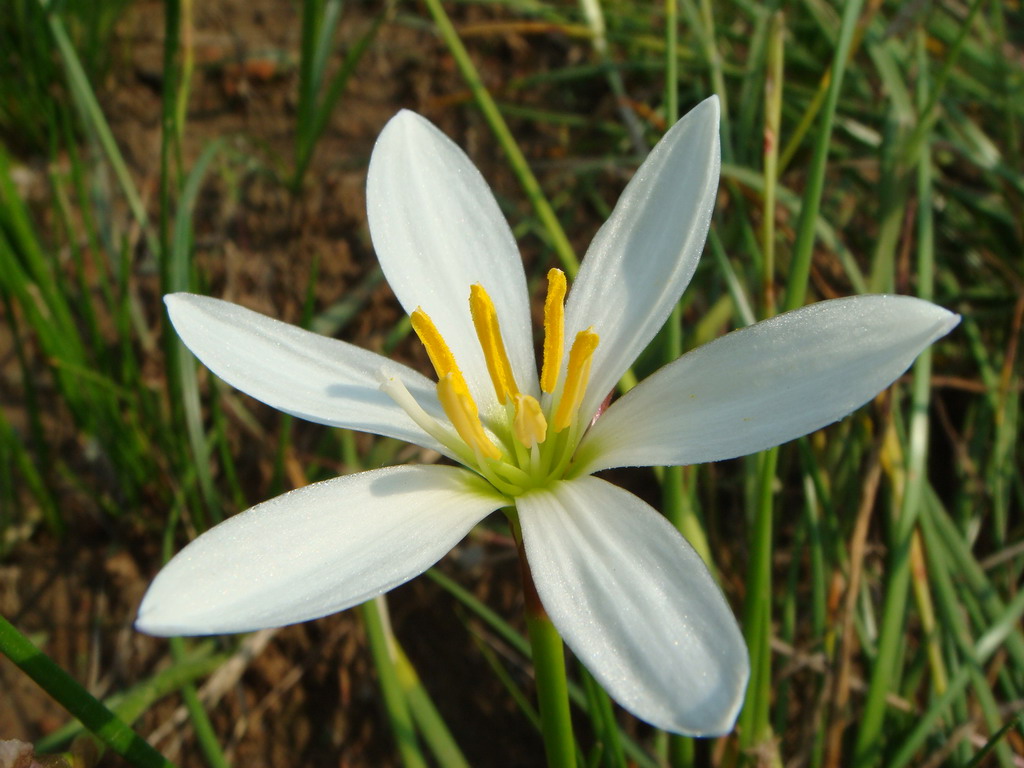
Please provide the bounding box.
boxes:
[367,111,537,417]
[136,465,506,635]
[576,295,960,474]
[517,476,748,736]
[166,293,452,456]
[563,97,720,423]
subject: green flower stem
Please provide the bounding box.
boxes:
[420,0,578,276]
[738,448,778,753]
[579,666,625,768]
[777,3,881,174]
[525,610,576,768]
[427,569,659,768]
[660,39,714,768]
[905,37,949,706]
[762,10,784,317]
[292,0,383,191]
[897,0,984,169]
[782,0,864,313]
[168,637,229,768]
[736,20,790,751]
[157,498,226,767]
[735,22,790,745]
[42,0,157,259]
[742,3,861,755]
[851,30,938,766]
[392,644,471,768]
[508,511,576,768]
[360,597,428,768]
[0,613,176,768]
[664,0,678,129]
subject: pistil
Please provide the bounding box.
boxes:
[513,393,547,448]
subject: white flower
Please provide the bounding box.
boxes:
[136,98,958,736]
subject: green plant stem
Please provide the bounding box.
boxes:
[735,23,788,749]
[664,0,677,129]
[508,511,576,768]
[36,644,228,751]
[292,0,384,191]
[42,0,157,258]
[783,0,864,313]
[0,614,176,768]
[577,0,645,156]
[659,0,714,577]
[168,638,229,768]
[738,448,778,753]
[852,31,936,763]
[393,644,471,768]
[428,567,660,768]
[660,0,712,572]
[898,0,985,168]
[421,0,578,275]
[579,666,626,768]
[662,0,682,522]
[526,613,576,768]
[173,0,193,144]
[762,11,783,317]
[360,597,428,768]
[170,140,226,525]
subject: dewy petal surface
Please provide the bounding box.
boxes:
[576,295,960,474]
[165,294,453,457]
[136,465,506,635]
[367,110,538,417]
[517,476,749,736]
[563,97,720,423]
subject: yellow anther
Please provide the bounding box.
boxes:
[437,373,502,460]
[513,394,547,448]
[469,284,519,404]
[552,329,599,433]
[411,307,476,414]
[540,268,566,394]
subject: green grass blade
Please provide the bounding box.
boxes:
[360,597,429,768]
[393,644,471,768]
[43,0,158,258]
[853,31,938,763]
[783,0,865,312]
[0,613,177,768]
[420,0,578,275]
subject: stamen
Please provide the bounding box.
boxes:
[379,373,470,464]
[540,268,566,394]
[437,373,502,460]
[552,329,599,433]
[411,307,475,413]
[513,393,547,448]
[469,284,519,404]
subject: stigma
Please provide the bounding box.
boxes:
[385,269,599,492]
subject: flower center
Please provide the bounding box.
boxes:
[381,269,599,496]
